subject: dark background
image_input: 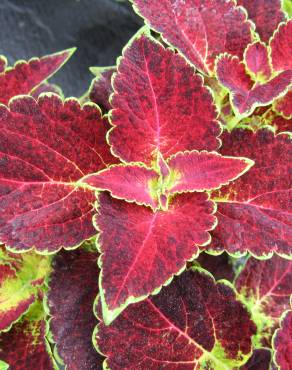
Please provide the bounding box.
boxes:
[0,0,142,97]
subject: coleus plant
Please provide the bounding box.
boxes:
[0,0,291,369]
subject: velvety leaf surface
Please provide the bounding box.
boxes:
[244,42,272,81]
[235,256,292,346]
[46,248,103,370]
[0,249,50,331]
[0,94,117,253]
[95,268,256,369]
[89,67,115,111]
[0,49,74,105]
[271,114,292,132]
[216,54,292,116]
[95,192,216,324]
[274,90,292,119]
[237,0,285,43]
[83,164,159,209]
[109,32,221,166]
[0,302,55,370]
[270,20,292,72]
[166,151,253,195]
[196,252,235,282]
[240,348,272,370]
[209,128,292,257]
[131,0,253,75]
[273,310,292,370]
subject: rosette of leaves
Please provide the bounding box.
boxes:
[0,0,291,369]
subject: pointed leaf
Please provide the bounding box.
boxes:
[96,192,216,324]
[95,268,256,369]
[0,94,117,253]
[273,90,292,119]
[82,164,159,209]
[166,150,253,195]
[216,54,292,117]
[0,249,50,332]
[0,302,56,370]
[0,49,74,105]
[89,67,115,111]
[244,42,272,81]
[46,249,103,370]
[209,128,292,257]
[270,20,292,72]
[109,32,221,166]
[237,0,285,43]
[131,0,253,75]
[240,348,273,370]
[272,310,292,370]
[235,256,292,346]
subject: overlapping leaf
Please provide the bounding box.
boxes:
[235,256,292,346]
[131,0,253,75]
[273,90,292,119]
[270,20,292,72]
[0,248,50,332]
[0,301,56,370]
[244,42,272,81]
[109,31,221,166]
[272,308,292,370]
[0,49,74,105]
[96,192,216,324]
[166,151,253,195]
[0,94,117,253]
[95,268,256,369]
[83,164,159,209]
[237,0,285,42]
[46,248,103,370]
[209,128,292,257]
[216,54,292,117]
[88,66,115,111]
[196,252,235,282]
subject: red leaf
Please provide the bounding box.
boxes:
[89,67,115,111]
[82,164,159,209]
[95,268,256,369]
[237,0,285,43]
[235,256,292,346]
[0,94,117,253]
[270,20,292,72]
[131,0,253,75]
[46,249,103,370]
[240,348,273,370]
[271,114,292,132]
[196,252,235,282]
[0,302,56,370]
[0,49,74,105]
[216,54,292,116]
[109,31,221,166]
[273,309,292,370]
[166,150,253,195]
[273,90,292,119]
[209,128,292,257]
[244,42,272,81]
[95,192,216,323]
